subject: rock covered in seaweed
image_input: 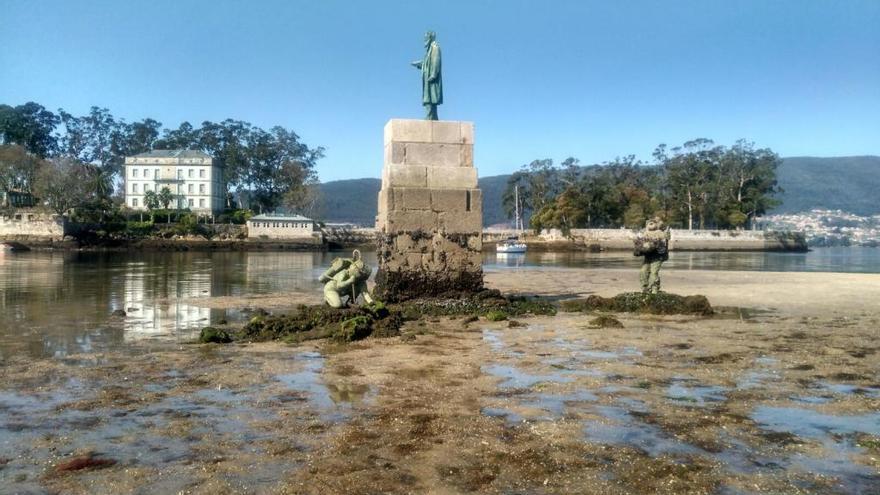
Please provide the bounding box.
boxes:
[239,301,402,343]
[561,292,713,316]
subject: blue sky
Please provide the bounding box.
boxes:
[2,0,878,182]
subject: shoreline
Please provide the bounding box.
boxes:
[3,237,813,253]
[2,267,878,493]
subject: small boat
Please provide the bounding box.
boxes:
[496,238,527,254]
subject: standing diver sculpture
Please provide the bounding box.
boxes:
[411,30,443,120]
[633,217,671,294]
[318,249,374,308]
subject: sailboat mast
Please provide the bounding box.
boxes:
[514,185,520,232]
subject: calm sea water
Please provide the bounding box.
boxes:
[1,247,877,359]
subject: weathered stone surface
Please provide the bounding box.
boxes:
[384,119,432,145]
[460,144,474,167]
[383,164,428,188]
[438,211,481,234]
[404,143,463,167]
[431,121,462,143]
[385,210,438,232]
[427,166,478,189]
[384,142,406,166]
[430,189,468,213]
[393,187,432,211]
[460,122,474,145]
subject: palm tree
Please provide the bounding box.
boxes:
[143,190,159,221]
[158,187,174,223]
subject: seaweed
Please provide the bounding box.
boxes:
[561,292,713,316]
[198,327,233,344]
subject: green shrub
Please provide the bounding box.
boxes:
[125,221,154,237]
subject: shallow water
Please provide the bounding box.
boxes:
[480,328,880,492]
[1,247,877,358]
[0,348,359,492]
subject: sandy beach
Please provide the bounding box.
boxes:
[1,268,878,494]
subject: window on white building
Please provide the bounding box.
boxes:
[154,169,159,179]
[188,199,194,207]
[132,183,138,193]
[178,169,183,179]
[188,184,194,193]
[133,198,138,207]
[199,184,205,193]
[199,169,205,178]
[199,199,205,208]
[145,183,151,191]
[132,168,139,178]
[188,169,194,178]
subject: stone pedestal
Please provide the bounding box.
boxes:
[374,119,483,301]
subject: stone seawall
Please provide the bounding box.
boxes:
[483,228,808,252]
[0,211,66,241]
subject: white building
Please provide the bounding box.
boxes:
[247,213,321,242]
[124,150,224,214]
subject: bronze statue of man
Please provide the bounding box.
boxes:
[411,30,443,120]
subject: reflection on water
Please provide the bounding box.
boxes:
[484,247,880,274]
[0,251,335,359]
[0,247,877,359]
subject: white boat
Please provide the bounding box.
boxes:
[497,239,527,253]
[497,186,528,254]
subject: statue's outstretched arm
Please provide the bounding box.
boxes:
[411,60,422,69]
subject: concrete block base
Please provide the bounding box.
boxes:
[375,118,483,301]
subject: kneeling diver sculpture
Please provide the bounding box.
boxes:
[318,249,374,308]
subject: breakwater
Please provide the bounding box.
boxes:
[3,222,807,252]
[483,228,807,252]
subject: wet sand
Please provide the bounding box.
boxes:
[1,268,879,494]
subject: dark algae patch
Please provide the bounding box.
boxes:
[240,301,402,343]
[589,314,624,328]
[52,453,117,473]
[561,292,713,316]
[234,290,555,344]
[198,327,233,343]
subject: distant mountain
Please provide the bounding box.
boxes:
[316,156,880,225]
[772,156,880,215]
[315,178,381,225]
[315,175,512,226]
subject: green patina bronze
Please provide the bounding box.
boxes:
[319,249,374,308]
[634,217,672,294]
[411,30,443,120]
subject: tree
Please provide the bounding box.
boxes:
[664,139,721,229]
[34,158,94,214]
[501,159,561,228]
[0,144,45,194]
[0,102,60,157]
[156,121,199,150]
[118,118,162,157]
[242,125,323,212]
[158,186,175,223]
[501,171,531,228]
[143,190,160,220]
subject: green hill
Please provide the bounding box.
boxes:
[772,156,880,215]
[316,156,880,225]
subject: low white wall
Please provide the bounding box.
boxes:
[483,228,805,251]
[0,211,66,240]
